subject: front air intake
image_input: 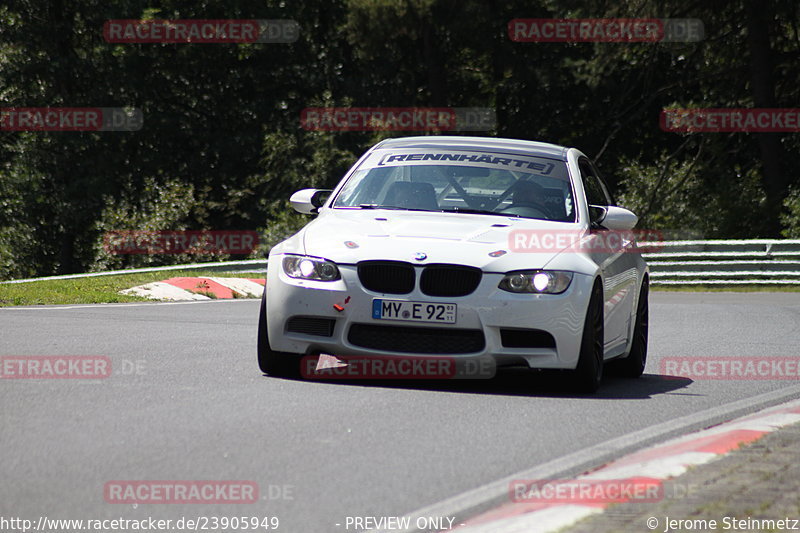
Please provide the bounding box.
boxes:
[286,316,336,337]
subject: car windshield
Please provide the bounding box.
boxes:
[332,149,575,222]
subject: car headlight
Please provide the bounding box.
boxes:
[499,270,573,294]
[282,255,341,281]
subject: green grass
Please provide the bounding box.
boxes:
[2,269,796,307]
[0,270,265,307]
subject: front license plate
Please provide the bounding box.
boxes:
[372,299,456,324]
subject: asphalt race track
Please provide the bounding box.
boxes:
[2,292,800,532]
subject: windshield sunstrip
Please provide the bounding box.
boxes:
[375,152,556,175]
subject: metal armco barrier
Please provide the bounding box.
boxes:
[4,241,800,286]
[644,240,800,285]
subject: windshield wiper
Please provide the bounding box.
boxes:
[439,207,520,217]
[356,204,405,210]
[356,204,435,212]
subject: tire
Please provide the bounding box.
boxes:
[609,277,649,378]
[257,291,301,378]
[572,282,604,393]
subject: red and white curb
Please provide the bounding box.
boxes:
[120,277,265,301]
[454,399,800,533]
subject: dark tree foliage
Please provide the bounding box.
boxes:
[1,0,798,278]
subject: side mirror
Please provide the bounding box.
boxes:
[290,189,332,214]
[589,205,638,231]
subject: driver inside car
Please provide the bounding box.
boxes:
[504,179,551,216]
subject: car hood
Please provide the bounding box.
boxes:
[285,208,584,271]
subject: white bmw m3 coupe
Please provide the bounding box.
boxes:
[258,136,649,392]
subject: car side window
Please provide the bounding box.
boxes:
[578,158,610,207]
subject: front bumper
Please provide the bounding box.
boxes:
[264,258,594,370]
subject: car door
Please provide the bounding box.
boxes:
[579,158,638,355]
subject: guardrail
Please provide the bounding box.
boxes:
[4,240,799,286]
[1,259,267,284]
[644,240,800,285]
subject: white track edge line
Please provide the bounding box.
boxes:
[367,386,800,533]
